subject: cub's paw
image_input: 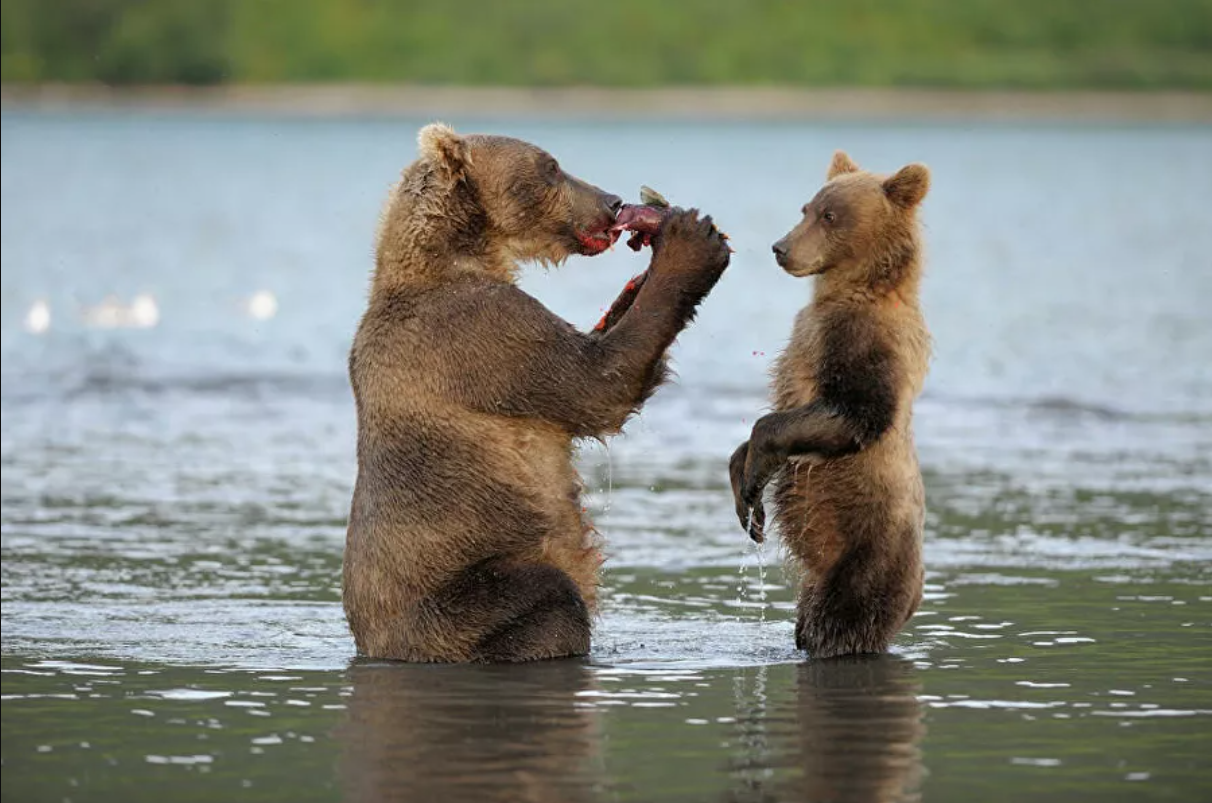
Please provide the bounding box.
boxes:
[651,209,731,281]
[729,440,766,543]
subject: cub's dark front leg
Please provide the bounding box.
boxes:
[731,393,898,536]
[731,399,893,533]
[730,312,899,534]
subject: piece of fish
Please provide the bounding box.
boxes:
[611,185,673,251]
[592,187,676,332]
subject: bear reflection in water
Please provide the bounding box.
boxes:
[339,659,602,803]
[750,656,924,803]
[339,656,922,803]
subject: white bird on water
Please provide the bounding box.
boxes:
[25,300,51,334]
[81,293,160,329]
[245,290,278,321]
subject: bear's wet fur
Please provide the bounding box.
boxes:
[730,150,932,658]
[344,124,730,662]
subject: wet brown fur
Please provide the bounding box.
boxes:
[344,124,730,662]
[731,151,931,658]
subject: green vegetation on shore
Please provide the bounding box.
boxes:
[3,0,1211,89]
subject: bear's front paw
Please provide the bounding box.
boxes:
[651,209,731,282]
[729,440,766,543]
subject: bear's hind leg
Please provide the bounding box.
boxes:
[430,557,591,662]
[794,537,922,659]
[473,590,590,662]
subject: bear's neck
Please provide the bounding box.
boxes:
[371,172,518,293]
[373,228,516,293]
[814,230,922,305]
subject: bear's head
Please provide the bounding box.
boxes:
[399,123,623,270]
[772,151,929,290]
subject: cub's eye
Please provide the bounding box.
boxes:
[822,210,836,223]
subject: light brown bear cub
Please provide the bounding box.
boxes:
[345,124,730,662]
[729,151,931,659]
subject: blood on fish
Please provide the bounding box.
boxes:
[592,190,675,332]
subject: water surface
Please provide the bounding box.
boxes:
[2,112,1210,802]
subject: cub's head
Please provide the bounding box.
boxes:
[415,123,623,264]
[772,151,930,288]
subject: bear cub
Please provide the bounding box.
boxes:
[730,151,932,658]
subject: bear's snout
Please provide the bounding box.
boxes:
[772,239,790,266]
[602,193,624,217]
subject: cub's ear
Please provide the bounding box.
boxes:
[883,163,930,208]
[418,122,471,180]
[827,150,860,180]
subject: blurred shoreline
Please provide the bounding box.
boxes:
[3,84,1211,123]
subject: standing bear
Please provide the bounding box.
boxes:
[345,124,730,662]
[730,151,932,658]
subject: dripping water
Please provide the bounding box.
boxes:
[754,536,769,627]
[601,440,614,514]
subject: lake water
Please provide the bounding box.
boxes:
[1,111,1210,802]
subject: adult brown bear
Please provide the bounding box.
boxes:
[730,151,932,659]
[345,124,730,662]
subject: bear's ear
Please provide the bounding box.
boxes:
[418,122,471,180]
[827,150,860,180]
[882,163,930,208]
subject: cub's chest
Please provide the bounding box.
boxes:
[772,311,824,411]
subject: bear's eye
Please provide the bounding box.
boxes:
[822,210,836,223]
